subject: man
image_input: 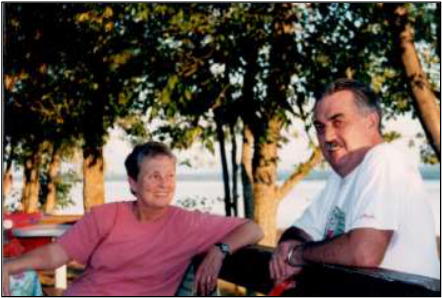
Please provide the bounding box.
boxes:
[270,79,440,284]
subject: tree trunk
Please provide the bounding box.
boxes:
[241,124,254,219]
[252,118,282,246]
[3,137,15,201]
[22,148,42,213]
[230,122,239,217]
[386,4,441,159]
[215,111,232,217]
[3,168,13,199]
[44,144,61,214]
[83,146,105,212]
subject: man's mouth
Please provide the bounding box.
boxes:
[325,143,340,152]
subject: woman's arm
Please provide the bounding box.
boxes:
[195,220,263,295]
[3,243,70,296]
[215,219,264,252]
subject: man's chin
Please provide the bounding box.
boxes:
[329,156,348,173]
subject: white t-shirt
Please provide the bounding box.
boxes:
[293,143,440,279]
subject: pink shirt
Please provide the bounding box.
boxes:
[57,202,246,296]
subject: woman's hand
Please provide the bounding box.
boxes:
[2,263,11,296]
[269,240,303,284]
[195,247,225,296]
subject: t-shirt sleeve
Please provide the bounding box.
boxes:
[56,205,112,265]
[347,147,403,232]
[188,212,248,254]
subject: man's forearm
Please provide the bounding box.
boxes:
[302,234,355,266]
[301,228,392,267]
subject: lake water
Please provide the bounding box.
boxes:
[14,178,438,236]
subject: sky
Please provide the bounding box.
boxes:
[103,112,427,176]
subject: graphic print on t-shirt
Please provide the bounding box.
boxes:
[324,206,345,239]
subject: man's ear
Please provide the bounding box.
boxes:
[128,177,137,194]
[367,112,379,130]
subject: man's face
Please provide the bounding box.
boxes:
[313,90,378,176]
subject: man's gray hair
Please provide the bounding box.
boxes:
[318,78,382,131]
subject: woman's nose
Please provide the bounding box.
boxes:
[158,176,172,187]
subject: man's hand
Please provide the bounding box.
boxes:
[195,247,225,296]
[2,263,11,296]
[269,240,304,284]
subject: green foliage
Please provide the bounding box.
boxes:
[39,169,79,210]
[4,2,439,186]
[175,195,223,213]
[383,131,402,143]
[54,170,80,209]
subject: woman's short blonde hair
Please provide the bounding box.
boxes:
[124,141,176,180]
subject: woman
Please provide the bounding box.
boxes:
[3,142,263,296]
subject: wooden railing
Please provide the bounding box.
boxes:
[218,245,441,296]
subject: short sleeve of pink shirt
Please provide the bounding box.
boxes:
[176,209,248,255]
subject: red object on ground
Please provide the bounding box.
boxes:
[268,279,296,296]
[3,212,46,255]
[3,238,25,257]
[17,237,52,253]
[4,212,42,228]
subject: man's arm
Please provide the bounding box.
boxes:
[270,226,392,283]
[279,226,313,243]
[270,226,313,283]
[300,228,393,267]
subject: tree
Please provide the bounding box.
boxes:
[4,3,151,212]
[383,3,440,159]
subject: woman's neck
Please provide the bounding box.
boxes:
[133,201,169,222]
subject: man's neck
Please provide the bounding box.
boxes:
[337,138,384,178]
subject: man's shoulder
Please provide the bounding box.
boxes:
[358,142,420,180]
[364,142,409,166]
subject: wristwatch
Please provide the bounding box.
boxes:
[214,242,231,256]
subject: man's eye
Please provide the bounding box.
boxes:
[333,120,343,128]
[314,124,324,132]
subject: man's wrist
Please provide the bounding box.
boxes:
[286,243,306,267]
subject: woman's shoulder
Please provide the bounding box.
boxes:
[89,201,133,215]
[167,206,219,223]
[168,205,197,218]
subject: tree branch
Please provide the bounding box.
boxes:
[276,147,322,201]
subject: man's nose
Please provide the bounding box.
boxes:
[323,126,336,142]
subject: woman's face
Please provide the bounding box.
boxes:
[129,155,176,209]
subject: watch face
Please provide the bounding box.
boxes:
[216,243,230,255]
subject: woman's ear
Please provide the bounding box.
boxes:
[128,177,137,194]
